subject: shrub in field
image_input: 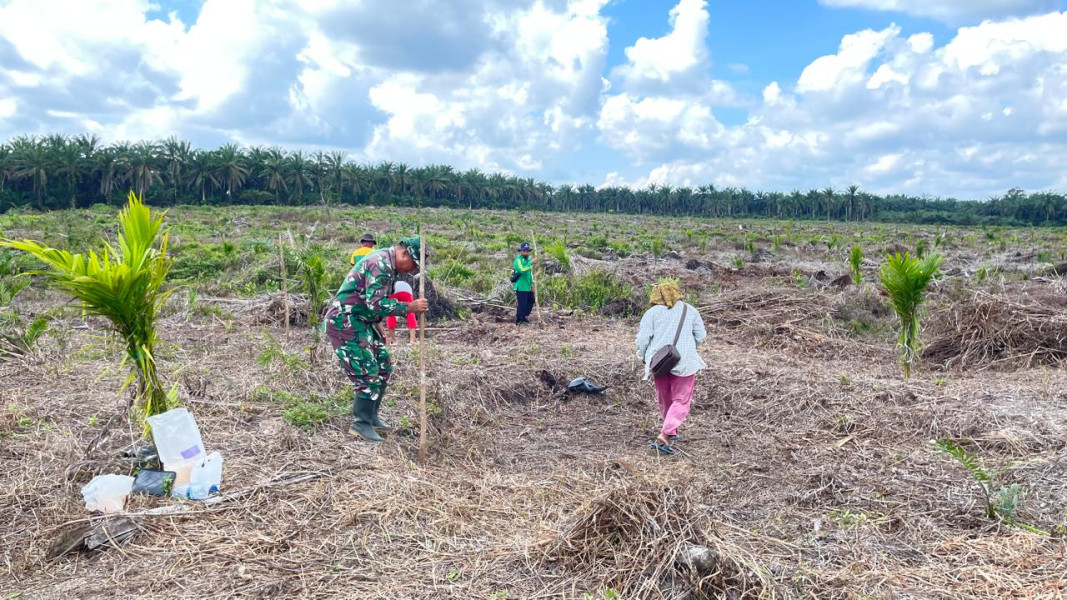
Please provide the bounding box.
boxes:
[648,236,665,261]
[0,315,50,362]
[879,252,941,378]
[915,238,927,258]
[571,270,633,313]
[540,270,632,314]
[0,277,29,307]
[296,248,333,328]
[849,245,863,285]
[0,192,175,421]
[935,439,1046,535]
[429,260,476,288]
[544,239,571,271]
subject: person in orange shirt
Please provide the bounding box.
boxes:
[350,233,376,265]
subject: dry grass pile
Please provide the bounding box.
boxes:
[925,290,1067,369]
[543,477,777,599]
[699,288,842,351]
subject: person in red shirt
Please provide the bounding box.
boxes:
[385,281,418,344]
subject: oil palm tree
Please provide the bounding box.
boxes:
[258,148,289,204]
[10,136,51,209]
[286,151,312,205]
[186,149,217,204]
[0,143,12,193]
[161,136,191,204]
[879,252,942,378]
[126,141,161,198]
[0,192,175,421]
[327,151,347,202]
[213,143,248,199]
[53,136,83,210]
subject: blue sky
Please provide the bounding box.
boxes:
[1,0,1066,198]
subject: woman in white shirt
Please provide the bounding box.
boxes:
[635,280,707,455]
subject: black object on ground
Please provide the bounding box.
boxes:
[567,377,608,394]
[122,443,160,471]
[132,469,176,496]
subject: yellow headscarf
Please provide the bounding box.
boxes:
[649,281,683,308]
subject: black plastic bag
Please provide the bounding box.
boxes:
[568,377,608,394]
[131,470,175,496]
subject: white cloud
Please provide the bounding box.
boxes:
[599,11,1067,198]
[0,98,16,119]
[818,0,1060,24]
[613,0,709,88]
[797,26,899,93]
[358,0,611,171]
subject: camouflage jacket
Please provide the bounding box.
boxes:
[326,249,409,328]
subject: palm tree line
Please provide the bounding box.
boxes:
[1,134,1064,226]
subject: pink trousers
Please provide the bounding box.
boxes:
[653,373,696,437]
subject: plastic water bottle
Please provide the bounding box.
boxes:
[172,452,223,500]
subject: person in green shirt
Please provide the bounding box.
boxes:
[513,241,537,325]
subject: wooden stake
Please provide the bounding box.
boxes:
[530,232,544,325]
[417,233,428,466]
[279,234,289,340]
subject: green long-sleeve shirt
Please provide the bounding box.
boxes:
[513,255,533,292]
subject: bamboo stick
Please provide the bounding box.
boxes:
[418,233,427,465]
[530,232,544,325]
[279,234,289,340]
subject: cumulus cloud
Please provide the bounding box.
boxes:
[599,11,1067,198]
[357,0,611,171]
[598,0,748,165]
[612,0,710,91]
[818,0,1061,24]
[0,0,609,174]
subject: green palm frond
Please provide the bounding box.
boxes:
[935,439,991,485]
[0,192,174,421]
[879,252,941,377]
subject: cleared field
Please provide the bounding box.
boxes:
[2,205,1067,599]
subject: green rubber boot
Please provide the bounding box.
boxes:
[348,395,384,443]
[371,385,392,434]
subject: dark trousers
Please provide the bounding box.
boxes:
[516,291,534,323]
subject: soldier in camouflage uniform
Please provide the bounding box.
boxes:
[324,237,428,442]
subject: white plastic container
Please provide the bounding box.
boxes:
[146,408,206,467]
[82,474,135,513]
[167,458,197,486]
[172,452,223,500]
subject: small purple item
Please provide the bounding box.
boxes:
[180,445,202,460]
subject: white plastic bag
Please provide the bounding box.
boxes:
[146,407,206,467]
[82,474,135,513]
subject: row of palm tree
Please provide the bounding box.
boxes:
[1,134,1064,225]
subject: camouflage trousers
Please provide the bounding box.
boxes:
[325,319,393,405]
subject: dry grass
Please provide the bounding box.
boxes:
[925,289,1067,370]
[3,272,1067,599]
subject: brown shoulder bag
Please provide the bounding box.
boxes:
[649,303,687,376]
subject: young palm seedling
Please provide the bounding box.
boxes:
[935,439,1047,535]
[878,252,941,378]
[849,244,863,285]
[0,192,175,423]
